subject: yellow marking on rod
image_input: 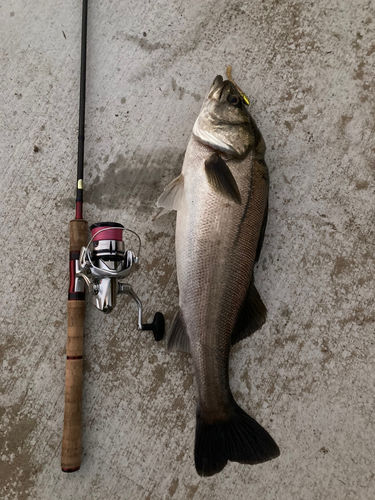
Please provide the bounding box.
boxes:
[78,179,83,189]
[226,66,250,106]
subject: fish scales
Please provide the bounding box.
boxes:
[178,139,267,413]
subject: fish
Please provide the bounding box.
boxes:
[157,74,280,476]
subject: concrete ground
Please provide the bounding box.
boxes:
[1,0,374,498]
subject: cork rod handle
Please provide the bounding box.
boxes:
[61,219,88,472]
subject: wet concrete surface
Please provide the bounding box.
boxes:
[1,0,374,498]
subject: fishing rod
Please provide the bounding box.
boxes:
[61,0,165,472]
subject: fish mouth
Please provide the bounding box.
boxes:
[208,75,223,98]
[208,76,237,101]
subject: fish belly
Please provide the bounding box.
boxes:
[176,137,268,418]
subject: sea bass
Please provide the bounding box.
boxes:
[157,75,280,476]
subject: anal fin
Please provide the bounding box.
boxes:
[167,309,190,353]
[231,281,267,345]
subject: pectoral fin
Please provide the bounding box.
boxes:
[156,173,185,216]
[204,154,241,204]
[231,280,267,345]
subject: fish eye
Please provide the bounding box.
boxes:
[228,94,240,106]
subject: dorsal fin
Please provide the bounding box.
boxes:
[231,280,267,345]
[255,200,268,262]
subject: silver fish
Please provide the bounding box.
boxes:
[157,75,280,476]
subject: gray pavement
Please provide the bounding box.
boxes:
[1,0,374,499]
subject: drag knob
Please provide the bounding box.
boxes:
[142,312,165,341]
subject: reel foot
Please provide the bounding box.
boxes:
[142,312,165,341]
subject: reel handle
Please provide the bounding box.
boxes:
[61,219,88,472]
[142,312,165,342]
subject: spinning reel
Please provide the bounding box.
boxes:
[73,222,164,341]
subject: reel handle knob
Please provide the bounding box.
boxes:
[142,312,165,341]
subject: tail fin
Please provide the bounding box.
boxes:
[195,400,280,477]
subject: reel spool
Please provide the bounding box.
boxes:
[76,222,164,341]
